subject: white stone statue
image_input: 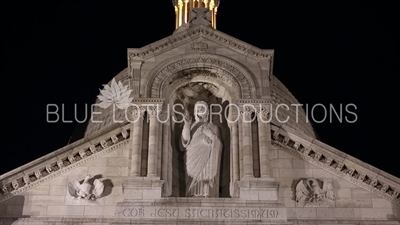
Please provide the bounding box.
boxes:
[68,175,104,200]
[181,101,223,197]
[295,178,335,206]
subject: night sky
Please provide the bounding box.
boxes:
[1,1,399,178]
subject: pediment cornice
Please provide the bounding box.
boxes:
[271,123,400,206]
[0,123,131,203]
[128,25,273,62]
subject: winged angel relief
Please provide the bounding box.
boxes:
[68,175,104,201]
[295,178,335,207]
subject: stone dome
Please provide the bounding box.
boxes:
[77,68,316,140]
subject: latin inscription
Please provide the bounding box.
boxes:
[119,206,284,220]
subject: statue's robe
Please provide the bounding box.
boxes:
[182,121,222,197]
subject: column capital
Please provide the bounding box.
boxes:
[132,106,146,118]
[147,105,161,117]
[256,104,271,121]
[239,104,255,120]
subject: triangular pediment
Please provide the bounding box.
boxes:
[127,25,273,62]
[270,122,400,207]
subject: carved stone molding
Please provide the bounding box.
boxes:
[148,56,255,99]
[128,26,272,61]
[57,160,64,169]
[271,129,400,206]
[0,130,130,203]
[23,176,30,186]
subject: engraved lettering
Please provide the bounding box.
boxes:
[119,207,282,220]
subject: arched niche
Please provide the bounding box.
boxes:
[144,55,257,198]
[167,72,235,197]
[145,53,258,99]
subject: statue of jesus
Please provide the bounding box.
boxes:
[181,101,223,197]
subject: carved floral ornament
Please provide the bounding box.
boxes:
[271,128,400,206]
[0,129,130,202]
[147,56,257,99]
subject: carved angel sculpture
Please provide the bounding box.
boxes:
[68,175,104,200]
[295,178,335,206]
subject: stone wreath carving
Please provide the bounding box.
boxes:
[295,178,335,207]
[68,175,104,201]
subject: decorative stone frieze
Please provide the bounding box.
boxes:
[148,56,256,99]
[324,157,333,166]
[314,152,322,161]
[336,162,344,171]
[34,171,42,179]
[57,160,64,169]
[78,150,86,159]
[89,145,96,154]
[68,155,75,163]
[121,130,129,139]
[45,165,53,173]
[100,140,108,148]
[128,26,272,61]
[1,185,8,194]
[23,176,30,186]
[271,128,400,206]
[0,129,130,203]
[111,135,118,144]
[132,98,165,103]
[11,180,19,190]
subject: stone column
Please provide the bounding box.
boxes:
[161,119,172,197]
[147,106,159,177]
[130,106,145,176]
[241,106,254,178]
[230,120,240,196]
[257,105,271,177]
[238,117,243,178]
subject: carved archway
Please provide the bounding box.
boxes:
[145,54,258,99]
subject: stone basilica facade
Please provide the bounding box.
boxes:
[0,1,399,224]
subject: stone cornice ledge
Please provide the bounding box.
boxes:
[0,122,131,203]
[128,25,274,62]
[270,123,400,206]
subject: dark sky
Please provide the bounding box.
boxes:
[1,1,399,178]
